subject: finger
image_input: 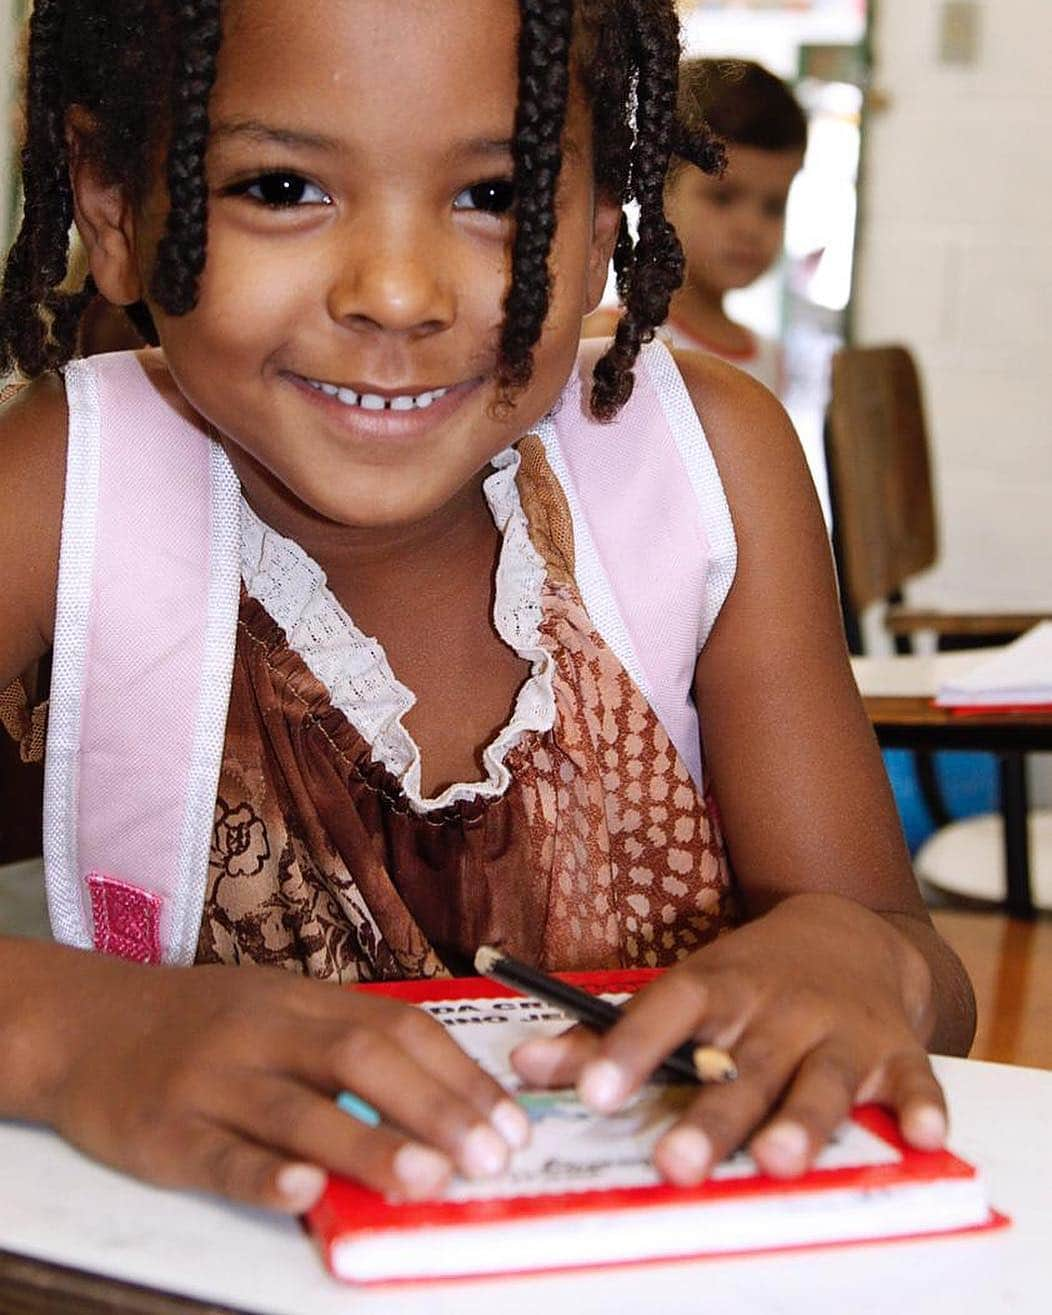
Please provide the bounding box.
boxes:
[285,1018,524,1178]
[861,1048,948,1150]
[653,1015,820,1187]
[307,990,528,1143]
[379,1002,529,1143]
[576,969,759,1112]
[217,1074,456,1201]
[156,1122,330,1214]
[510,1023,599,1087]
[747,1041,861,1178]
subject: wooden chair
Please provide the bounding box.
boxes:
[825,345,1046,653]
[825,344,1051,915]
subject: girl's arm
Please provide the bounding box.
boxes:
[513,351,974,1183]
[0,381,527,1212]
[0,936,528,1213]
[684,349,974,1053]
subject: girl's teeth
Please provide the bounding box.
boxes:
[312,381,450,411]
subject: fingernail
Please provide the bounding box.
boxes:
[659,1127,712,1185]
[276,1163,327,1209]
[905,1104,947,1150]
[490,1098,530,1150]
[461,1123,510,1178]
[512,1038,568,1084]
[393,1143,451,1198]
[579,1060,628,1112]
[755,1122,810,1175]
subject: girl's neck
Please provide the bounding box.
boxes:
[667,282,755,357]
[229,444,496,603]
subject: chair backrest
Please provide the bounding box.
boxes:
[825,344,938,617]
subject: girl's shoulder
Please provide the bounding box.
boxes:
[575,337,804,502]
[67,346,203,427]
[665,345,817,535]
[0,349,202,685]
[0,370,70,683]
[0,363,69,450]
[667,344,791,447]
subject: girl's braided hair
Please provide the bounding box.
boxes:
[0,0,723,419]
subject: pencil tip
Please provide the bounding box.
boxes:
[692,1045,738,1084]
[474,945,501,975]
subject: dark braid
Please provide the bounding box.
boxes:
[587,0,724,420]
[150,1,222,312]
[0,0,86,376]
[498,0,575,404]
[1,0,722,426]
[0,0,210,378]
[536,0,726,419]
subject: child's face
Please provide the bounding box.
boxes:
[120,0,618,531]
[665,144,803,298]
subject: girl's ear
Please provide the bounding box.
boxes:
[66,108,144,306]
[585,194,623,314]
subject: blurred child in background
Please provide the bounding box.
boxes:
[586,58,806,396]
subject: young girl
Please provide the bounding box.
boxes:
[585,58,807,395]
[0,0,972,1219]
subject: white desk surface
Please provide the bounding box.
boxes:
[1,1055,1049,1313]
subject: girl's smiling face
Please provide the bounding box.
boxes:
[126,0,618,533]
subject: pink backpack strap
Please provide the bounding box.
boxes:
[538,340,737,786]
[44,352,241,965]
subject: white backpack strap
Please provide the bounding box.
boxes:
[44,352,241,965]
[537,339,737,788]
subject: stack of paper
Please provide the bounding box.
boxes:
[935,621,1052,709]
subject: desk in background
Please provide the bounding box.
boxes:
[852,651,1052,918]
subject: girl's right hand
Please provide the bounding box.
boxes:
[3,940,528,1213]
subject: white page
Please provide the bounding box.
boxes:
[422,995,899,1202]
[935,621,1052,706]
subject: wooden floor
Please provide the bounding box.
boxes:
[931,908,1052,1069]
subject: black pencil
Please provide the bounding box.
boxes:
[474,945,737,1086]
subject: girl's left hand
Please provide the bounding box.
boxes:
[510,892,948,1186]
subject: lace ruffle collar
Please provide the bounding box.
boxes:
[239,446,556,814]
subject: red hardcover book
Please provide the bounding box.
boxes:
[307,971,1003,1285]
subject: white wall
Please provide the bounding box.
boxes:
[0,2,19,254]
[854,0,1052,612]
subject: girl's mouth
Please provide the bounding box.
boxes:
[286,370,484,438]
[303,377,452,412]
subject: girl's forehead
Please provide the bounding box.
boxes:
[217,0,522,120]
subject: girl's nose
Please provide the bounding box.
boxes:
[735,206,770,243]
[327,224,455,336]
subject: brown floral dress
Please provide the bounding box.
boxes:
[195,437,738,982]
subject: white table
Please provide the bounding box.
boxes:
[1,1056,1049,1313]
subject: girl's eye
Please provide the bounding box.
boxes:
[453,179,516,215]
[232,172,332,208]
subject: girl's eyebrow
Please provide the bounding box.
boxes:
[455,138,515,157]
[212,118,516,164]
[210,118,344,153]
